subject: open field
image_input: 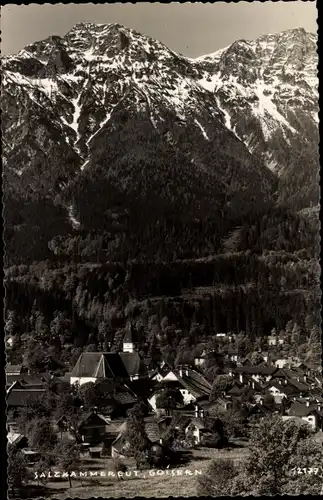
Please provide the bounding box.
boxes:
[20,445,250,499]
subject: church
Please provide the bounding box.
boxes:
[70,324,147,386]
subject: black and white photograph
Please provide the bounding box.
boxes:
[2,1,321,498]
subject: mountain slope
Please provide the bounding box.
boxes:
[2,24,319,265]
[193,27,319,209]
[3,22,279,264]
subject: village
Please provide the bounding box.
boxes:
[6,320,323,498]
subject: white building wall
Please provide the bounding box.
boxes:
[148,394,158,412]
[123,342,134,353]
[179,388,196,405]
[70,377,97,386]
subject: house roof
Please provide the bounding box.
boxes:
[186,417,206,430]
[6,374,47,387]
[5,364,22,374]
[144,420,161,443]
[267,381,301,396]
[175,369,212,398]
[83,379,138,407]
[7,388,46,406]
[71,352,146,379]
[113,418,161,444]
[7,432,26,446]
[235,365,277,376]
[119,352,146,377]
[77,411,111,429]
[288,402,320,417]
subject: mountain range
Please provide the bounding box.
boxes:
[2,23,319,265]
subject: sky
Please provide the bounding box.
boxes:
[1,2,318,57]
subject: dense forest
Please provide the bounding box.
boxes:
[5,201,321,373]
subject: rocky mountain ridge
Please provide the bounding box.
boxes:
[2,23,319,264]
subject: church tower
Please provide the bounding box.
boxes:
[123,322,138,353]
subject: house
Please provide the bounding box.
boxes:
[278,333,285,345]
[148,367,211,412]
[5,364,24,376]
[267,335,277,346]
[76,410,111,444]
[111,417,164,459]
[266,380,304,404]
[21,449,40,464]
[7,382,46,414]
[185,418,207,444]
[274,358,300,369]
[7,431,28,450]
[283,402,323,431]
[83,379,138,417]
[6,337,14,349]
[227,346,239,363]
[248,400,276,423]
[194,350,207,368]
[234,365,277,384]
[6,374,47,391]
[70,351,147,385]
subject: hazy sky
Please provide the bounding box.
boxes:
[1,2,318,57]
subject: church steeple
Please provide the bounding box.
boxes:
[123,322,137,353]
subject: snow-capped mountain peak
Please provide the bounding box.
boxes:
[2,23,318,222]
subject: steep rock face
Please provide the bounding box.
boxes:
[194,28,319,209]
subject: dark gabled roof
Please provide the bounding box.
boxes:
[144,420,161,443]
[86,379,138,407]
[266,381,301,396]
[288,402,320,417]
[6,374,47,387]
[176,369,212,398]
[77,411,111,429]
[186,417,206,430]
[114,391,137,405]
[235,365,277,375]
[226,381,245,396]
[7,432,27,446]
[119,352,146,377]
[241,358,253,366]
[7,388,46,406]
